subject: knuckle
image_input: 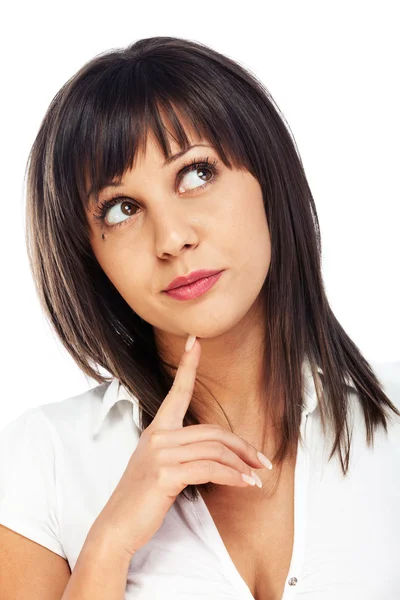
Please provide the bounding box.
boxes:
[191,460,212,477]
[148,430,163,447]
[171,381,190,396]
[186,461,200,475]
[208,424,223,432]
[211,442,225,459]
[211,426,225,440]
[203,461,214,477]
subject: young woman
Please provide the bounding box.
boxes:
[1,36,399,600]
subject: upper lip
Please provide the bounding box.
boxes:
[163,269,223,291]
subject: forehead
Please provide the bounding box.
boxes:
[134,124,206,166]
[81,95,241,215]
[84,117,211,207]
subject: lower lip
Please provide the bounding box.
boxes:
[164,271,224,300]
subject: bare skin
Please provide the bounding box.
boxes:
[196,443,296,600]
[86,116,293,599]
[86,116,274,448]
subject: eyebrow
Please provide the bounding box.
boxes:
[86,143,211,201]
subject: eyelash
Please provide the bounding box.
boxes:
[92,156,220,231]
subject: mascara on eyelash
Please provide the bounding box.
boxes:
[92,157,220,227]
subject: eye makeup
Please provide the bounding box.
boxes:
[91,156,220,232]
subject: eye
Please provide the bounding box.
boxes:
[100,199,138,228]
[92,157,220,230]
[177,164,214,193]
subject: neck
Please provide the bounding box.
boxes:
[154,297,283,451]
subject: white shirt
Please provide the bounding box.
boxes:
[0,359,399,599]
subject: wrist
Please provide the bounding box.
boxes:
[86,520,135,566]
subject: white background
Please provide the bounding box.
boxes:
[1,1,399,429]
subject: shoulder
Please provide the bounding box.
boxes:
[0,380,135,563]
[0,380,111,463]
[0,381,111,558]
[35,380,110,440]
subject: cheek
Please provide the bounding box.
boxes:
[225,193,271,273]
[243,221,271,286]
[93,242,153,300]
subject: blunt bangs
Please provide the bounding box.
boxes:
[24,37,399,503]
[52,55,262,217]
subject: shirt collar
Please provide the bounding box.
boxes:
[92,357,357,437]
[92,377,141,437]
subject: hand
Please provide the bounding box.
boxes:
[92,335,272,558]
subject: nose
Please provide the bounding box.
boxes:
[152,202,199,259]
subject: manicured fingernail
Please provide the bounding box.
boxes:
[257,451,273,470]
[250,470,263,488]
[185,335,196,352]
[241,473,256,485]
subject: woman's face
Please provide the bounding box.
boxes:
[86,126,271,345]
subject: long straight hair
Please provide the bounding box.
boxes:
[25,36,399,501]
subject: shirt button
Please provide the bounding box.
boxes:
[288,577,298,586]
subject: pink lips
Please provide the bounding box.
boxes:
[163,271,224,300]
[164,269,223,291]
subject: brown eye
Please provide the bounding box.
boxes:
[93,157,220,231]
[106,200,139,225]
[178,165,214,193]
[120,202,137,216]
[93,197,139,229]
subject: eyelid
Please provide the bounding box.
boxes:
[93,156,219,229]
[98,155,218,204]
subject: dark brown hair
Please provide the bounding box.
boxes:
[25,35,400,502]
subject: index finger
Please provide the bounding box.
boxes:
[151,336,201,430]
